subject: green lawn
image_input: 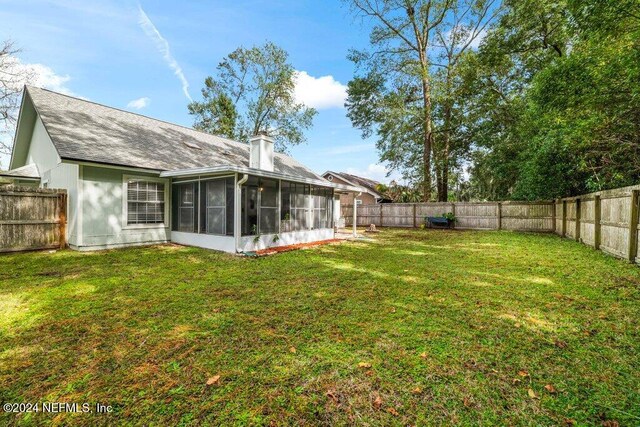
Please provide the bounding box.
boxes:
[1,229,639,426]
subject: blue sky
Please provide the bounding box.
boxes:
[0,0,399,181]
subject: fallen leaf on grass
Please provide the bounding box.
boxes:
[412,387,422,394]
[386,407,399,416]
[420,352,427,359]
[206,375,221,386]
[564,418,575,426]
[518,370,530,377]
[544,384,557,394]
[527,388,538,399]
[373,395,383,409]
[289,347,297,353]
[358,362,372,368]
[555,339,568,349]
[463,397,472,408]
[326,390,339,404]
[602,421,619,427]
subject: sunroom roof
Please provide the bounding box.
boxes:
[159,165,364,193]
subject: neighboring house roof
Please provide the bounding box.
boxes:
[322,171,385,198]
[0,163,40,180]
[21,86,325,182]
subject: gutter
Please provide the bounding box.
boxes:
[235,173,249,253]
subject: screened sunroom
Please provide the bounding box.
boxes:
[160,133,363,253]
[167,173,338,253]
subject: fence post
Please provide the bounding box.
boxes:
[575,198,581,242]
[58,193,67,249]
[552,200,557,233]
[594,195,601,250]
[497,202,502,230]
[379,204,383,227]
[628,190,639,262]
[412,203,417,228]
[562,200,567,237]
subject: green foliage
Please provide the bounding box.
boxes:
[464,0,640,200]
[189,42,317,152]
[188,88,237,138]
[441,212,456,222]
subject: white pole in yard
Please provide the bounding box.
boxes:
[353,192,361,237]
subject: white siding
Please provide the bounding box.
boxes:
[26,117,60,173]
[42,163,79,246]
[238,228,335,253]
[78,166,170,250]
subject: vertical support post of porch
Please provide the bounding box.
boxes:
[352,193,360,237]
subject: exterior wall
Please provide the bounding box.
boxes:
[26,117,60,173]
[77,165,170,250]
[44,163,79,246]
[22,115,80,245]
[171,232,236,253]
[238,228,335,253]
[339,191,376,207]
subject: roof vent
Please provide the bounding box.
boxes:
[182,140,201,150]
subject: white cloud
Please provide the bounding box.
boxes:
[345,163,402,184]
[294,71,347,110]
[126,97,150,109]
[137,5,192,102]
[468,28,488,50]
[1,56,74,95]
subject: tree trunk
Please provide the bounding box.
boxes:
[434,143,443,202]
[421,61,432,202]
[439,102,452,202]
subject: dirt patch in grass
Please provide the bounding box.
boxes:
[254,239,343,256]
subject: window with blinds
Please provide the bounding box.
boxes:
[126,180,166,225]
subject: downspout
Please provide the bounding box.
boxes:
[235,173,249,253]
[353,191,361,237]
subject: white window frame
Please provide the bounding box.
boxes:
[122,174,170,229]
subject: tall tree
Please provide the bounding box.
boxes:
[431,0,501,201]
[189,42,317,153]
[463,0,640,200]
[345,0,453,201]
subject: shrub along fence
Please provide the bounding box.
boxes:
[343,183,640,263]
[0,185,67,253]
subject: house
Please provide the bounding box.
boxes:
[322,171,389,206]
[0,86,363,253]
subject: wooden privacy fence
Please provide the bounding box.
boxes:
[343,201,555,232]
[0,185,67,253]
[344,183,640,263]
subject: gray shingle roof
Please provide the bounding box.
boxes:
[0,163,40,179]
[324,171,384,198]
[26,86,323,181]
